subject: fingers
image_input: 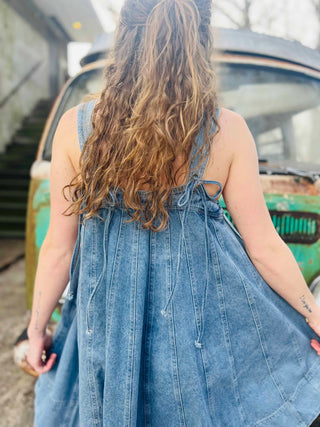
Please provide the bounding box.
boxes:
[310,339,320,355]
[30,353,58,375]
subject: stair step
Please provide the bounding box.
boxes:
[0,179,30,189]
[31,108,51,114]
[0,210,27,218]
[0,190,28,202]
[1,152,35,161]
[0,158,34,169]
[0,216,26,225]
[0,169,29,178]
[16,129,42,138]
[0,230,25,239]
[23,116,46,124]
[29,108,50,116]
[19,121,44,131]
[6,144,37,154]
[12,135,38,145]
[0,97,52,238]
[0,201,27,210]
[9,143,38,152]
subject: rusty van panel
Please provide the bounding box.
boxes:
[260,175,320,196]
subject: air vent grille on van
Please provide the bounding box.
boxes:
[223,210,320,244]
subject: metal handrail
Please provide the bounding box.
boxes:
[0,60,43,109]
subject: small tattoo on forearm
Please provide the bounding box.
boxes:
[299,294,312,313]
[35,291,42,330]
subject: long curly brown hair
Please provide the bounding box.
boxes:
[64,0,220,231]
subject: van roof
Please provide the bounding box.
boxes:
[80,27,320,72]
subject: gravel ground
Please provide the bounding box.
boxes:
[0,255,35,427]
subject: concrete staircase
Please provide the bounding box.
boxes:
[0,99,53,238]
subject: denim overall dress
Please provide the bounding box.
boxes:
[34,99,320,427]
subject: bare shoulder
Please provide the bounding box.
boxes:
[204,107,256,191]
[217,107,252,147]
[55,105,79,142]
[52,104,81,171]
[213,106,256,159]
[208,106,252,165]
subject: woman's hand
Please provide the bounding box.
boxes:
[26,329,57,375]
[306,316,320,355]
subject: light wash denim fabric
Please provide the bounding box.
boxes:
[34,99,320,427]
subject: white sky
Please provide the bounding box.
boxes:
[68,0,320,76]
[92,0,320,49]
[68,42,91,76]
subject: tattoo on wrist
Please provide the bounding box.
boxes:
[299,294,312,313]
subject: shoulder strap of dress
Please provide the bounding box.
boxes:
[188,105,221,180]
[77,99,98,151]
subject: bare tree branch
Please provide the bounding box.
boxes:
[214,3,243,28]
[242,0,253,29]
[215,0,254,30]
[220,0,245,14]
[310,0,320,15]
[310,0,320,48]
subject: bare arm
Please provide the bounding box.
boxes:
[221,111,320,327]
[27,106,79,372]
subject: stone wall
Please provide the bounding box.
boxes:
[0,0,64,153]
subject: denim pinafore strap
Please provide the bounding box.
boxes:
[78,98,222,350]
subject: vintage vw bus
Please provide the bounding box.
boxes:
[24,27,320,329]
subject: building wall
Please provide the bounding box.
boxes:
[0,0,66,153]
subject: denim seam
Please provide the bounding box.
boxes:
[167,215,187,426]
[182,218,218,424]
[208,216,226,251]
[251,360,320,427]
[283,316,305,368]
[104,210,125,379]
[226,223,305,370]
[66,216,81,301]
[124,227,140,426]
[253,399,305,427]
[99,204,224,216]
[304,355,320,382]
[209,235,247,425]
[222,219,261,283]
[86,211,113,334]
[168,302,187,426]
[179,211,202,342]
[222,213,242,238]
[231,257,289,404]
[226,221,302,400]
[86,219,102,426]
[88,218,97,329]
[143,230,156,426]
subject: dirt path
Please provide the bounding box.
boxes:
[0,257,35,427]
